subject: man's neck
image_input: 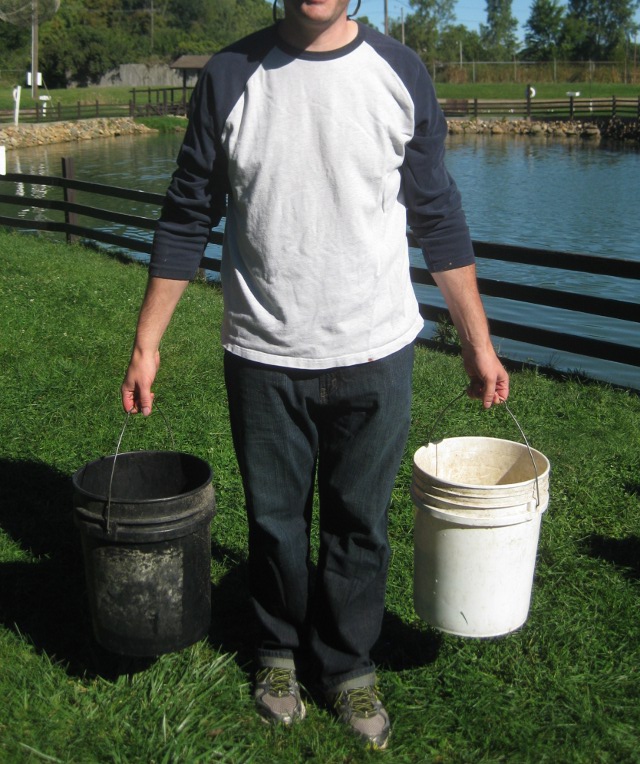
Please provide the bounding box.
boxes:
[278,17,358,52]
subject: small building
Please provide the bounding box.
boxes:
[170,55,213,88]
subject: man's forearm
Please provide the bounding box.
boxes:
[432,264,493,351]
[132,276,190,355]
[432,264,509,407]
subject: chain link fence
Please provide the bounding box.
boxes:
[432,60,640,85]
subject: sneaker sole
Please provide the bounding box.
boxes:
[257,701,307,726]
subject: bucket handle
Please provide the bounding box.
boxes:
[426,390,542,508]
[104,403,175,533]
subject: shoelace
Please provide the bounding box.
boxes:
[337,686,380,718]
[258,667,294,697]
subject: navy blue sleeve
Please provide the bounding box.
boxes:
[362,26,474,273]
[401,62,475,272]
[149,69,228,281]
[149,27,278,281]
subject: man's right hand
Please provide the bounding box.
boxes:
[121,348,161,416]
[120,275,190,416]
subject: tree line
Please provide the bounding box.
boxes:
[0,0,638,89]
[397,0,639,66]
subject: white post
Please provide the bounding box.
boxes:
[13,85,22,126]
[0,146,6,176]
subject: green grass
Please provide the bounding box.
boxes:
[1,229,639,763]
[135,115,190,132]
[0,85,140,111]
[432,82,640,100]
[2,82,637,112]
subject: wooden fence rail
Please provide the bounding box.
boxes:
[441,96,640,120]
[1,94,638,124]
[1,165,638,384]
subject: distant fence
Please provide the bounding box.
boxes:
[0,87,195,124]
[432,59,639,86]
[128,86,193,117]
[0,161,638,384]
[1,92,639,124]
[440,96,640,120]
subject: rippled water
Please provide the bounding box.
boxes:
[445,133,640,260]
[2,132,638,388]
[441,134,639,388]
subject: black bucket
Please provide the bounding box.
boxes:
[72,450,215,656]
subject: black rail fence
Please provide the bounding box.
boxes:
[2,92,639,124]
[441,95,640,120]
[1,160,639,387]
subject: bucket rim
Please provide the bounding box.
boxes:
[414,436,550,491]
[72,449,213,505]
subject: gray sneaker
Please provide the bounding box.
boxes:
[330,685,391,750]
[254,667,306,726]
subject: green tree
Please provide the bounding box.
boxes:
[190,0,272,51]
[564,0,639,60]
[168,0,208,32]
[480,0,518,59]
[0,20,29,68]
[437,24,484,62]
[34,0,275,85]
[523,0,565,59]
[388,0,456,61]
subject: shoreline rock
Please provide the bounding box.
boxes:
[1,116,637,151]
[447,117,638,143]
[0,118,155,150]
[446,117,604,140]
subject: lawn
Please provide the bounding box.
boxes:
[1,81,638,113]
[1,230,639,763]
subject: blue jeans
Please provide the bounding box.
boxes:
[224,344,414,692]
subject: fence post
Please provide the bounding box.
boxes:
[612,95,617,118]
[61,157,78,245]
[569,95,575,120]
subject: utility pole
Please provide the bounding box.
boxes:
[150,0,154,53]
[31,0,39,100]
[384,0,388,35]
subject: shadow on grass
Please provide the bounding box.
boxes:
[374,612,442,671]
[1,457,441,684]
[583,533,640,581]
[207,543,442,684]
[207,544,255,670]
[0,457,155,679]
[77,239,148,268]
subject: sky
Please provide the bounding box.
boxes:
[357,0,640,43]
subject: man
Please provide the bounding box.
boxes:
[121,0,509,750]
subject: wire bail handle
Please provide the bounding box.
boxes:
[426,390,542,508]
[104,402,175,533]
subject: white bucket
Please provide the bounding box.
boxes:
[412,436,550,638]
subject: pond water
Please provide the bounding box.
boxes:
[2,131,638,389]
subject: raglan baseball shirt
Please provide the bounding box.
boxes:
[150,22,475,369]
